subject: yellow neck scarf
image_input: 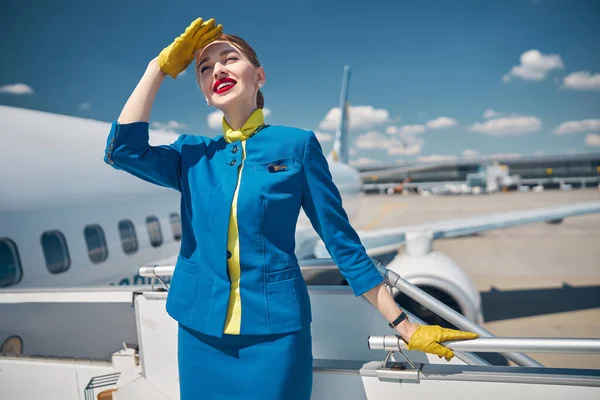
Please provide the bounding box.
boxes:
[223,108,266,143]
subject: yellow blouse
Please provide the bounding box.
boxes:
[222,108,265,335]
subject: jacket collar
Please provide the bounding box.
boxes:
[222,108,265,143]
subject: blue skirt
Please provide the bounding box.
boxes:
[177,323,313,400]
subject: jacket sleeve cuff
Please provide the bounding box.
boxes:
[348,264,385,297]
[104,121,150,166]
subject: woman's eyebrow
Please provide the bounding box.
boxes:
[198,50,238,69]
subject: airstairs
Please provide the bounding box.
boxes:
[1,262,599,399]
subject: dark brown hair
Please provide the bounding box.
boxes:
[196,34,264,109]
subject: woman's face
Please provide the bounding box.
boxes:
[196,41,264,111]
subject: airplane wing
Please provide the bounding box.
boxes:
[144,202,600,276]
[311,201,600,259]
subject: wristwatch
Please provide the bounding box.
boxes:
[388,311,407,329]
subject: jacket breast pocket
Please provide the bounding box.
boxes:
[250,156,302,195]
[251,156,295,173]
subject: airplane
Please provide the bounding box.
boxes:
[2,65,600,336]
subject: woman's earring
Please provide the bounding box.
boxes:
[258,83,263,88]
[205,97,210,106]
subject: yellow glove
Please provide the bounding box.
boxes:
[406,325,479,361]
[158,17,223,79]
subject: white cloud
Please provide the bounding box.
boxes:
[151,120,188,132]
[79,102,91,110]
[462,149,480,158]
[470,115,542,135]
[385,126,398,135]
[355,131,423,155]
[207,107,271,130]
[356,131,395,149]
[0,83,34,95]
[503,49,564,82]
[417,154,458,163]
[553,119,600,135]
[533,150,545,156]
[483,109,501,119]
[585,133,600,147]
[400,124,426,135]
[425,117,457,129]
[388,143,423,156]
[387,124,426,136]
[207,110,223,129]
[314,131,333,142]
[561,71,600,91]
[319,105,390,131]
[387,135,424,156]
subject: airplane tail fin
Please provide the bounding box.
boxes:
[327,65,351,165]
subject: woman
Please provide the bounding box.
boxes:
[105,17,478,400]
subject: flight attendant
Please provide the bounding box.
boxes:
[105,17,478,400]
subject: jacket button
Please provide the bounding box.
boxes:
[227,251,232,259]
[230,160,237,166]
[232,146,238,154]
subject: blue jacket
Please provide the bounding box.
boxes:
[104,121,384,337]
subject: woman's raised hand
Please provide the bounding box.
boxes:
[158,17,223,79]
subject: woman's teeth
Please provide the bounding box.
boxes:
[216,82,235,92]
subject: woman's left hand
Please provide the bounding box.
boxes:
[398,323,479,361]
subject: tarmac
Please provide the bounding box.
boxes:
[353,188,600,369]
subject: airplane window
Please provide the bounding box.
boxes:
[41,230,71,274]
[84,224,108,264]
[146,216,163,247]
[0,238,23,287]
[170,213,182,241]
[118,219,138,254]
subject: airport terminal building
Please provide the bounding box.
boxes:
[359,153,600,193]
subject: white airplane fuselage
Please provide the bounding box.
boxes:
[0,105,362,289]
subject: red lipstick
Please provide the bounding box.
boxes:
[213,78,237,94]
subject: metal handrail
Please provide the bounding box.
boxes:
[392,303,491,367]
[139,265,173,291]
[139,265,174,278]
[375,263,545,368]
[369,335,600,355]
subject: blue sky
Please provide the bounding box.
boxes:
[1,0,599,165]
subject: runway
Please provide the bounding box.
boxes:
[353,189,600,369]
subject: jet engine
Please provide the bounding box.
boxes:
[382,231,484,328]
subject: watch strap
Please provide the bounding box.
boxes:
[388,311,407,329]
